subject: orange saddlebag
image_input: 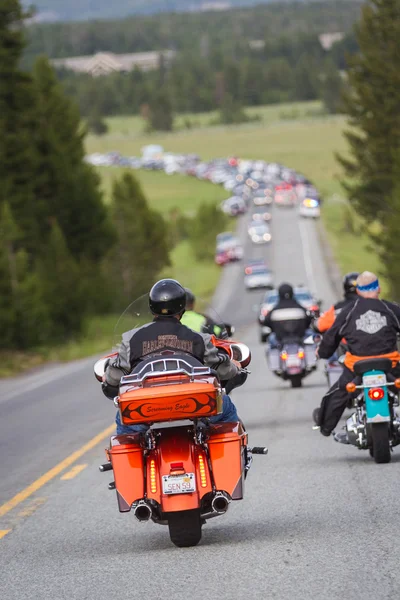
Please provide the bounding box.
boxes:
[109,434,145,512]
[207,422,247,500]
[118,376,222,425]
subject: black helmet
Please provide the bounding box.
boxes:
[149,279,186,317]
[184,288,195,309]
[343,272,359,295]
[278,283,294,300]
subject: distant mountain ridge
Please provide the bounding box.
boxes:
[26,0,351,22]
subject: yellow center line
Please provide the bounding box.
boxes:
[61,464,88,480]
[0,530,11,539]
[0,424,114,519]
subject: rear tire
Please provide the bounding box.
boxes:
[168,509,202,547]
[291,376,303,388]
[371,423,391,464]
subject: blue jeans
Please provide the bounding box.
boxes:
[115,394,239,435]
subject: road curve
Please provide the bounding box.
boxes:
[1,206,399,600]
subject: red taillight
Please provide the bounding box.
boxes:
[245,267,252,274]
[170,462,185,474]
[298,349,305,359]
[281,351,288,360]
[368,388,385,401]
[261,308,269,317]
[309,305,319,312]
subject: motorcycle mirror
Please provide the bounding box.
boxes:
[94,357,109,382]
[224,323,235,337]
[230,342,251,368]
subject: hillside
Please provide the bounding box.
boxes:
[27,0,359,22]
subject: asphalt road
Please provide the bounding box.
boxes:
[1,204,400,600]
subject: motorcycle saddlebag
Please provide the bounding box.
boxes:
[266,347,280,371]
[305,344,317,368]
[109,434,145,512]
[118,375,222,425]
[207,422,247,500]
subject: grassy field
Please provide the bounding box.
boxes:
[88,101,383,294]
[97,167,228,214]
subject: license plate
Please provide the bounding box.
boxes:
[363,373,387,387]
[287,356,301,367]
[162,473,196,495]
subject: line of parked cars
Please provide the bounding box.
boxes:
[86,149,323,325]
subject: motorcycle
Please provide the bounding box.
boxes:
[94,296,267,547]
[340,358,400,463]
[266,333,318,388]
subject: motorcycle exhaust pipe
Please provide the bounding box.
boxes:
[211,492,230,514]
[133,501,152,522]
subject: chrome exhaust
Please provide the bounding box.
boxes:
[133,500,152,522]
[211,492,230,514]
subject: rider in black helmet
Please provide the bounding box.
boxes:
[315,272,359,333]
[103,279,243,434]
[263,283,312,347]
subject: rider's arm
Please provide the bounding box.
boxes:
[382,300,400,331]
[202,333,239,379]
[318,308,350,359]
[316,305,335,333]
[104,331,134,387]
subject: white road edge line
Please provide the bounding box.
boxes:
[298,219,318,295]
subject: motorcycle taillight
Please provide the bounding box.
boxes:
[368,388,385,401]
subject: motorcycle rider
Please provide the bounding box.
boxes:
[103,279,243,434]
[315,272,359,333]
[181,288,223,337]
[264,283,312,348]
[314,271,400,441]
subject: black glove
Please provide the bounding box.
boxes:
[101,381,119,400]
[224,370,248,394]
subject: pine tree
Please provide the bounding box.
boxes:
[107,173,171,306]
[189,202,228,261]
[337,0,400,224]
[148,86,174,132]
[31,56,115,261]
[320,59,343,114]
[0,1,39,252]
[37,221,85,340]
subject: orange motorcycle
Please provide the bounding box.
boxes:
[94,298,267,547]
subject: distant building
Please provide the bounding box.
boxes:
[318,32,344,51]
[249,40,266,51]
[199,2,231,10]
[51,50,176,77]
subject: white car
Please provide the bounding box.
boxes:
[244,266,274,290]
[248,222,272,244]
[299,198,320,218]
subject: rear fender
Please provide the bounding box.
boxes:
[147,426,212,513]
[363,370,390,423]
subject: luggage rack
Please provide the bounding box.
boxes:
[120,357,213,389]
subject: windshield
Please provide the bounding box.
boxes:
[248,266,270,275]
[112,294,229,351]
